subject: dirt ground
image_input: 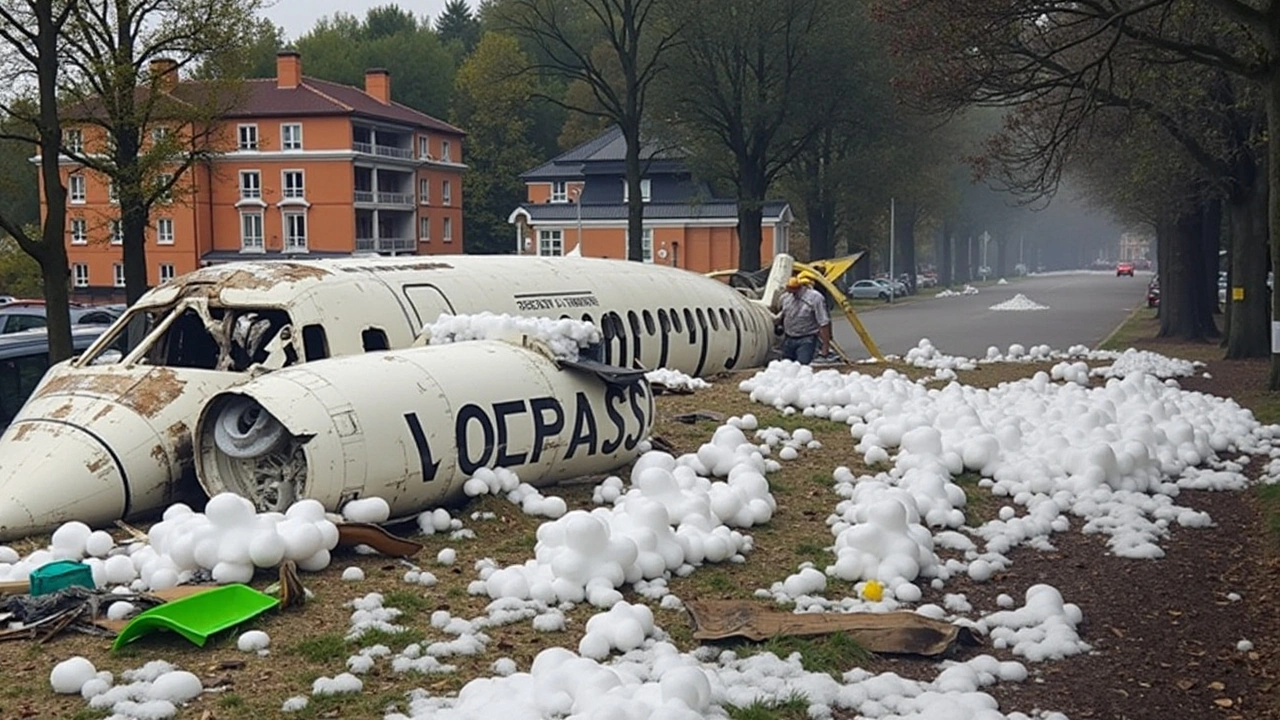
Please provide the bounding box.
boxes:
[2,329,1279,720]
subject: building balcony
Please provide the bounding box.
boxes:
[354,190,414,207]
[353,141,414,160]
[356,236,415,253]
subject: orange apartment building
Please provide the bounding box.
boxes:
[507,126,792,273]
[51,52,466,301]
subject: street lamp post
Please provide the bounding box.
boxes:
[572,185,583,255]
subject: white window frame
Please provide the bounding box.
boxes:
[281,123,303,151]
[150,126,170,145]
[419,216,430,242]
[239,211,264,252]
[239,170,261,199]
[443,217,452,243]
[159,263,175,283]
[156,217,174,245]
[551,181,567,203]
[238,124,259,151]
[72,263,89,288]
[108,179,118,204]
[284,211,307,251]
[113,263,125,288]
[538,228,563,257]
[156,173,173,203]
[441,140,452,162]
[418,177,429,205]
[69,174,86,203]
[642,228,654,263]
[282,169,305,199]
[70,218,87,245]
[442,180,452,206]
[111,220,123,245]
[64,129,83,154]
[418,135,430,159]
[622,178,652,203]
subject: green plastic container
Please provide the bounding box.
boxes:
[29,560,95,596]
[111,584,279,650]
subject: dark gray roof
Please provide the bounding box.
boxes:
[521,126,680,181]
[516,200,790,222]
[200,250,356,263]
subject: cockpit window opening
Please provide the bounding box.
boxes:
[302,324,329,361]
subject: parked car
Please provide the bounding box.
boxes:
[0,301,122,334]
[848,279,892,301]
[0,326,108,430]
[1117,262,1135,277]
[873,278,906,298]
[1147,277,1160,308]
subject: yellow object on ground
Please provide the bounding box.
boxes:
[862,579,884,602]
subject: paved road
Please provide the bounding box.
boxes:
[834,271,1153,361]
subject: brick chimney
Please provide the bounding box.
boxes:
[364,68,390,104]
[149,58,179,93]
[276,50,301,90]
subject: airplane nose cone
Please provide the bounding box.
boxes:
[0,420,127,541]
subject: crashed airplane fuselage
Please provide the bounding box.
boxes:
[0,255,783,540]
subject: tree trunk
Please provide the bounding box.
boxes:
[623,121,644,262]
[940,222,953,287]
[896,202,918,288]
[122,198,150,305]
[1159,201,1219,341]
[737,169,767,272]
[35,1,71,362]
[1268,67,1280,389]
[1226,177,1269,357]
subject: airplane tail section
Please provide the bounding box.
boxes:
[760,253,795,311]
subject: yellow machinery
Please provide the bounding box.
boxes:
[708,252,885,363]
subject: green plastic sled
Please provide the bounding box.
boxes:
[111,584,279,651]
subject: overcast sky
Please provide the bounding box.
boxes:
[263,0,479,40]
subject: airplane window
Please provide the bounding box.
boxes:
[0,354,47,428]
[302,324,329,361]
[627,311,642,341]
[362,328,389,351]
[643,310,655,335]
[669,308,682,333]
[732,309,743,331]
[719,308,731,329]
[601,315,615,341]
[657,309,670,333]
[693,308,705,335]
[707,308,720,331]
[581,313,595,328]
[82,308,162,366]
[682,308,694,335]
[152,308,219,370]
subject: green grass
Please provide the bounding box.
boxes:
[288,632,347,663]
[352,626,427,650]
[1256,484,1280,538]
[954,471,1001,526]
[69,709,111,720]
[383,589,434,619]
[219,693,247,710]
[747,633,872,678]
[726,692,811,720]
[794,541,829,567]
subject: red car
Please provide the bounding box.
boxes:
[1117,262,1135,277]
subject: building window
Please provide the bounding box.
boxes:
[70,218,86,244]
[419,216,430,242]
[239,170,261,199]
[156,217,174,245]
[441,140,452,162]
[63,129,82,154]
[418,135,430,159]
[111,220,123,245]
[622,178,652,203]
[442,180,451,206]
[282,170,304,199]
[281,123,302,151]
[538,228,562,257]
[69,174,86,203]
[113,263,125,288]
[443,217,452,243]
[284,211,307,251]
[238,124,258,151]
[552,181,567,203]
[642,228,654,263]
[155,173,173,203]
[418,178,429,204]
[150,126,170,145]
[240,212,263,251]
[108,180,117,204]
[72,264,88,288]
[159,263,175,283]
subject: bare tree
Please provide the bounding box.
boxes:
[57,0,263,304]
[497,0,682,262]
[0,0,78,361]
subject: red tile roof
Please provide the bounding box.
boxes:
[219,77,464,135]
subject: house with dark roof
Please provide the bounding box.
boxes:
[53,52,466,300]
[507,126,791,273]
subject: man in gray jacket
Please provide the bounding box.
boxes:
[778,276,831,364]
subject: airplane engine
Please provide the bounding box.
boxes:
[193,340,654,518]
